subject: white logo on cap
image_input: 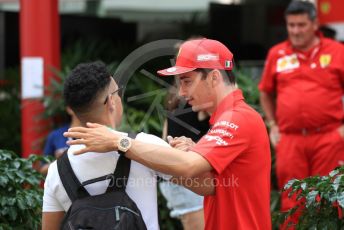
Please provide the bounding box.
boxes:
[166,67,177,73]
[197,54,219,62]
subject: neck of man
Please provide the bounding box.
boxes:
[79,115,114,129]
[70,116,81,128]
[208,84,237,114]
[296,35,320,52]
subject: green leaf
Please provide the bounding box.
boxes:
[26,175,40,185]
[333,174,344,192]
[301,182,307,191]
[0,150,14,160]
[7,198,15,206]
[15,171,25,180]
[7,207,17,221]
[284,179,298,190]
[306,190,319,207]
[338,192,344,208]
[16,196,26,210]
[12,161,20,169]
[329,169,340,177]
[0,176,9,186]
[0,198,7,206]
[329,191,338,203]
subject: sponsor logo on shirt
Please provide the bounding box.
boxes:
[209,128,234,139]
[213,121,239,131]
[319,54,331,68]
[276,54,300,72]
[203,120,239,146]
[204,135,228,146]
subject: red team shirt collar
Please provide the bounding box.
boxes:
[209,89,244,125]
[286,31,323,59]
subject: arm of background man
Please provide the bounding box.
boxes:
[170,171,215,196]
[260,91,276,123]
[260,91,280,147]
[259,48,277,123]
[42,212,64,230]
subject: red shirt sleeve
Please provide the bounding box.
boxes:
[190,114,249,175]
[259,49,277,93]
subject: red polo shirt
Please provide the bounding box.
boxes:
[259,37,344,132]
[191,90,271,230]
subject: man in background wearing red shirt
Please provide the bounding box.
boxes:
[259,0,344,213]
[65,39,272,229]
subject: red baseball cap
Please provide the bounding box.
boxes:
[157,38,234,76]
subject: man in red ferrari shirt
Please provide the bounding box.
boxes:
[259,0,344,212]
[65,39,272,229]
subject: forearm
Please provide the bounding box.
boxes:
[170,172,215,196]
[126,140,212,178]
[260,91,276,122]
[42,212,65,230]
[64,124,213,177]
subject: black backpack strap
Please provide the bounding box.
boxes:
[57,150,90,202]
[106,133,137,192]
[81,174,113,186]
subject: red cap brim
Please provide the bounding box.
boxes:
[157,66,197,76]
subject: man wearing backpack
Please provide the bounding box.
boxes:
[42,61,171,230]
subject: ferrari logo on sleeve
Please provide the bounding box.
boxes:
[276,54,299,72]
[319,54,331,68]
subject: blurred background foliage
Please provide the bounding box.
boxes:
[0,67,21,154]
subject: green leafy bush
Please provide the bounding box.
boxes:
[0,149,52,230]
[275,166,344,229]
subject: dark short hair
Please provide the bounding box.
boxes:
[285,0,317,21]
[63,61,111,113]
[195,68,236,85]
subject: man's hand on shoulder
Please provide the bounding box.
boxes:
[63,122,121,155]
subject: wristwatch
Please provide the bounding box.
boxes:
[117,136,132,154]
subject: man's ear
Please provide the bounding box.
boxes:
[106,96,115,113]
[66,106,75,116]
[210,70,221,87]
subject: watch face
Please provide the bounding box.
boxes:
[120,138,130,148]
